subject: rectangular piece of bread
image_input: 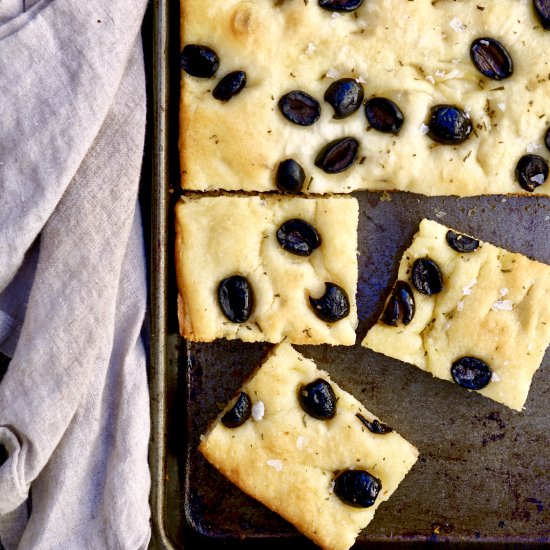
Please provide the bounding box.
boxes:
[362,219,550,411]
[175,195,358,345]
[199,343,419,550]
[180,0,550,196]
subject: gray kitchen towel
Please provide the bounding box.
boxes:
[0,0,151,548]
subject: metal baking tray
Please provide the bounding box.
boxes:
[149,0,550,547]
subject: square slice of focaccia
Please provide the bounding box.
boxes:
[199,343,419,550]
[180,0,550,196]
[362,219,550,411]
[175,195,358,345]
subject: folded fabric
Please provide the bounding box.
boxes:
[0,1,150,548]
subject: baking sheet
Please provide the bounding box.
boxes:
[149,0,550,547]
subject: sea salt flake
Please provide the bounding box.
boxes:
[527,142,541,153]
[530,173,546,185]
[449,17,466,33]
[252,401,265,421]
[355,75,367,83]
[329,481,335,494]
[426,75,435,84]
[435,70,446,77]
[305,42,316,54]
[497,103,506,111]
[296,436,305,450]
[435,210,446,219]
[266,459,283,472]
[457,300,464,312]
[446,69,461,79]
[325,67,340,78]
[492,300,513,311]
[492,372,501,382]
[462,279,477,295]
[419,123,430,135]
[499,288,509,296]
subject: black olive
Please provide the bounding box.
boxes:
[180,44,219,78]
[212,70,246,101]
[364,97,405,134]
[534,0,550,30]
[356,413,393,434]
[446,230,480,253]
[324,78,364,119]
[412,258,443,296]
[309,282,350,322]
[221,392,252,428]
[318,0,363,11]
[545,127,550,152]
[217,275,253,323]
[451,356,492,390]
[277,219,321,256]
[470,38,513,80]
[426,105,473,145]
[278,91,321,126]
[515,154,549,192]
[334,470,381,508]
[381,281,415,326]
[0,443,7,467]
[275,159,306,193]
[314,137,359,173]
[298,378,337,420]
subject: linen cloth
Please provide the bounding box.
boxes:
[0,0,151,548]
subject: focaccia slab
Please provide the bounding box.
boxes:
[175,195,358,345]
[180,0,550,195]
[362,219,550,411]
[199,343,419,550]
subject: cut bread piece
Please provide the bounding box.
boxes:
[362,219,550,411]
[175,195,358,345]
[199,343,419,550]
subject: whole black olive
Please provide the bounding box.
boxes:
[318,0,363,11]
[213,70,246,101]
[470,38,513,80]
[446,230,480,253]
[221,392,252,428]
[278,91,321,126]
[217,275,253,323]
[181,44,219,78]
[451,357,492,390]
[275,159,306,193]
[534,0,550,30]
[314,137,359,173]
[427,105,473,145]
[412,258,443,296]
[381,281,415,326]
[298,378,337,420]
[277,219,321,256]
[309,282,350,322]
[334,469,381,508]
[515,154,549,192]
[324,78,364,119]
[364,97,405,134]
[356,413,393,434]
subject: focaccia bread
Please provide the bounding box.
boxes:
[175,195,358,345]
[180,0,550,195]
[362,219,550,411]
[199,343,419,550]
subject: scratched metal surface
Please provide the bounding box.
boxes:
[150,0,550,547]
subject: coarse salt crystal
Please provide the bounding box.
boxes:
[497,103,506,111]
[528,342,534,351]
[527,142,541,153]
[252,401,265,421]
[305,42,316,54]
[462,279,477,295]
[446,69,461,79]
[266,459,283,472]
[419,123,429,135]
[499,288,509,296]
[530,173,546,185]
[296,436,305,450]
[329,481,335,494]
[331,12,340,19]
[435,210,446,218]
[435,70,446,77]
[325,67,340,78]
[492,300,513,311]
[426,75,435,84]
[457,300,464,312]
[355,75,367,83]
[449,17,466,33]
[492,372,501,382]
[444,321,452,331]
